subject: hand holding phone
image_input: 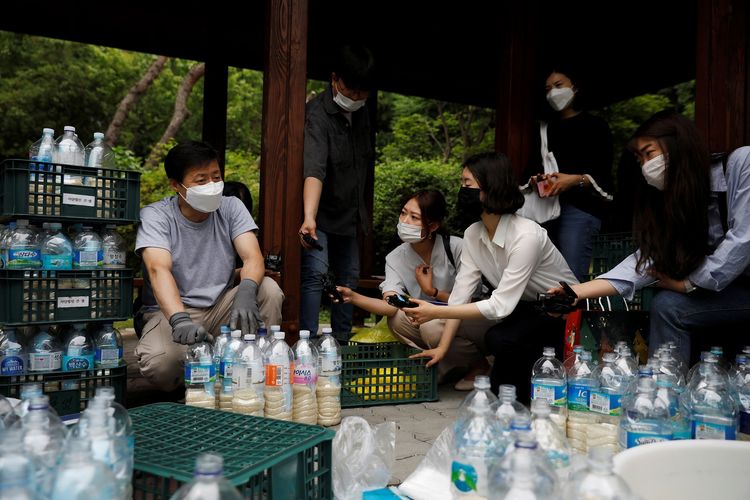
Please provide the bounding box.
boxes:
[302,233,323,251]
[386,294,418,308]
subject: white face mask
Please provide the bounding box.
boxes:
[641,154,666,190]
[397,221,425,244]
[180,181,224,213]
[546,87,575,111]
[333,81,366,112]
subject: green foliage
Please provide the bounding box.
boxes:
[224,150,261,220]
[372,158,462,269]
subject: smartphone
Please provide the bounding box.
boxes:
[559,281,578,299]
[302,233,323,251]
[386,294,418,308]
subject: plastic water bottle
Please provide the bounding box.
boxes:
[76,404,131,498]
[683,372,739,440]
[232,334,265,416]
[264,331,294,421]
[41,223,73,270]
[0,222,15,268]
[101,224,126,269]
[655,372,691,440]
[495,384,530,435]
[17,396,66,497]
[219,330,244,410]
[293,330,319,424]
[316,326,342,426]
[27,327,62,372]
[73,226,103,269]
[561,446,634,500]
[563,345,584,373]
[29,126,55,169]
[619,377,672,449]
[0,429,37,500]
[84,132,115,168]
[53,126,85,166]
[687,351,731,393]
[170,453,243,500]
[531,347,568,432]
[52,436,117,500]
[0,326,25,376]
[488,431,557,500]
[567,350,596,452]
[614,345,638,380]
[531,399,571,479]
[92,386,134,473]
[586,352,626,453]
[13,383,44,419]
[0,393,18,429]
[656,348,687,389]
[185,341,216,409]
[6,220,41,269]
[451,376,505,498]
[62,323,95,372]
[94,322,123,368]
[214,325,232,400]
[733,355,750,440]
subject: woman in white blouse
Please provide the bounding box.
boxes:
[337,189,495,387]
[405,153,577,403]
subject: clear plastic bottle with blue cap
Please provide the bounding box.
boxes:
[0,326,25,376]
[219,330,244,410]
[488,430,557,499]
[213,325,232,402]
[94,323,123,368]
[185,341,216,409]
[586,352,625,452]
[566,349,596,452]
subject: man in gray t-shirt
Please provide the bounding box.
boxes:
[134,141,284,392]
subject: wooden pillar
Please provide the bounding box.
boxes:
[494,1,539,176]
[695,0,750,152]
[260,0,308,336]
[202,61,229,169]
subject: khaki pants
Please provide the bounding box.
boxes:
[135,277,284,391]
[387,309,496,382]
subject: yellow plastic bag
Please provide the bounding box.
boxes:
[349,316,399,343]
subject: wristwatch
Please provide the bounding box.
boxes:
[684,280,697,293]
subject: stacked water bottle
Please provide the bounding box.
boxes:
[28,126,115,171]
[184,324,343,426]
[529,343,750,455]
[449,375,635,498]
[0,383,134,499]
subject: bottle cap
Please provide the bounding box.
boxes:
[543,346,556,357]
[322,327,333,334]
[270,325,281,332]
[93,132,104,140]
[43,127,54,134]
[220,325,231,335]
[231,330,241,339]
[64,125,76,132]
[473,375,490,390]
[602,352,616,363]
[274,331,285,340]
[300,330,310,339]
[244,334,255,341]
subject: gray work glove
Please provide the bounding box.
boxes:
[169,312,208,345]
[230,279,261,335]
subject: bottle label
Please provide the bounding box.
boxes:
[104,250,126,267]
[531,382,567,407]
[185,363,215,384]
[320,353,342,376]
[451,461,479,493]
[266,363,291,387]
[623,429,671,448]
[220,360,234,380]
[63,354,94,372]
[293,363,318,385]
[95,346,123,366]
[568,382,592,412]
[42,254,73,269]
[7,249,41,268]
[589,391,622,416]
[74,250,103,268]
[234,361,264,389]
[29,352,61,371]
[0,355,25,375]
[692,419,737,440]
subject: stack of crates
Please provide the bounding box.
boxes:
[0,158,140,415]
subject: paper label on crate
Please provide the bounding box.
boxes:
[320,353,342,376]
[95,346,123,366]
[62,192,95,207]
[63,354,94,372]
[57,295,90,308]
[29,352,62,371]
[0,355,25,375]
[567,383,593,412]
[185,363,215,384]
[588,391,622,416]
[692,419,736,440]
[531,382,567,407]
[265,363,291,387]
[293,363,318,385]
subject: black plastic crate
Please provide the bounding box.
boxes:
[0,159,140,223]
[0,269,133,325]
[0,366,127,417]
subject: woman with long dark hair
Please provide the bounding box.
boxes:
[555,111,750,365]
[404,153,578,402]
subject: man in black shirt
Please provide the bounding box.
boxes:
[298,45,375,335]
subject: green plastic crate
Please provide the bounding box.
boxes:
[0,366,126,417]
[0,159,140,223]
[338,340,438,408]
[130,403,334,499]
[0,269,133,325]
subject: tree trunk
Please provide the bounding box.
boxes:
[106,56,168,147]
[145,62,206,169]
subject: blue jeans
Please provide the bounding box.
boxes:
[300,229,359,336]
[648,278,750,366]
[543,202,601,281]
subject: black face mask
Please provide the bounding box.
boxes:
[455,186,484,230]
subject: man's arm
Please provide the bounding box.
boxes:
[300,177,324,244]
[234,231,265,285]
[142,247,184,319]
